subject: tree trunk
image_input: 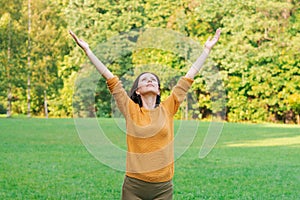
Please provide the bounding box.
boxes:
[7,86,12,118]
[44,90,48,118]
[44,58,48,118]
[6,19,12,118]
[185,94,188,120]
[27,74,31,117]
[27,0,31,118]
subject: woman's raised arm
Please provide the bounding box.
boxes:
[185,28,221,80]
[69,30,114,80]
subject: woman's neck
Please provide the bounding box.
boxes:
[140,94,157,110]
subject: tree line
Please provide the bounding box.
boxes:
[0,0,299,124]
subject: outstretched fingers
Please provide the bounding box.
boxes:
[68,30,89,51]
[214,28,221,40]
[69,30,79,43]
[209,29,221,42]
[204,28,221,50]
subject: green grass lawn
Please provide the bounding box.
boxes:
[0,118,299,199]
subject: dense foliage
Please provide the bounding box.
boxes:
[0,0,299,123]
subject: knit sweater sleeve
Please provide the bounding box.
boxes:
[162,77,193,116]
[106,76,130,117]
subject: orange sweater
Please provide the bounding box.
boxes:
[107,76,193,182]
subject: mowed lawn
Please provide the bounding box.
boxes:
[0,118,299,199]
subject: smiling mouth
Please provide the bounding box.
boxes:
[146,84,154,87]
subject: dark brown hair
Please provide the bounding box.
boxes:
[129,72,161,107]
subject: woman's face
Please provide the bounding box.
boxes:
[136,73,160,96]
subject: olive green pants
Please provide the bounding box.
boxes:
[122,176,173,200]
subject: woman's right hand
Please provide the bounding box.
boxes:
[69,30,90,52]
[204,28,221,51]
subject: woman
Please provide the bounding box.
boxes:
[69,28,221,200]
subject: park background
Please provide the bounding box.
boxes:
[0,0,299,124]
[1,0,300,199]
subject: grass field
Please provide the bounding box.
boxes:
[0,118,299,199]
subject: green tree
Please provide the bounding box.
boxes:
[17,0,70,117]
[1,0,299,123]
[0,0,28,117]
[196,0,300,123]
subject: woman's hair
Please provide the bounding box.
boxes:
[129,72,161,107]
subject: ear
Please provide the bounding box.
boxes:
[136,91,140,95]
